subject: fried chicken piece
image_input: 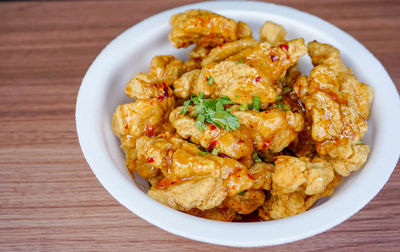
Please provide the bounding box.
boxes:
[260,171,341,220]
[234,109,304,153]
[169,106,303,157]
[148,176,227,211]
[149,55,187,86]
[223,189,265,214]
[250,162,274,191]
[201,38,258,67]
[272,155,334,195]
[173,69,201,99]
[308,41,374,119]
[190,45,211,61]
[326,144,370,176]
[259,21,286,45]
[112,98,175,176]
[112,98,174,142]
[307,40,351,74]
[185,207,236,222]
[237,21,253,39]
[169,107,253,159]
[173,39,307,106]
[293,66,369,164]
[136,135,254,197]
[125,73,173,100]
[169,9,238,48]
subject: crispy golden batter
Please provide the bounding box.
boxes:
[237,21,253,39]
[148,176,226,211]
[307,41,351,74]
[169,9,238,48]
[201,38,258,67]
[260,171,342,220]
[308,41,374,119]
[223,189,265,214]
[272,156,334,195]
[174,39,307,106]
[136,135,254,198]
[185,207,236,222]
[259,21,286,45]
[149,55,187,86]
[112,13,373,222]
[250,162,274,191]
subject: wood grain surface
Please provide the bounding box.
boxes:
[0,0,399,251]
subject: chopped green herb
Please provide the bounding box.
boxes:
[277,102,290,111]
[236,57,244,64]
[207,76,214,85]
[356,140,363,145]
[238,103,249,111]
[183,99,192,106]
[252,96,260,111]
[283,87,292,94]
[238,190,246,196]
[276,95,282,101]
[198,151,209,156]
[211,148,219,155]
[185,93,240,131]
[252,152,262,163]
[180,106,188,115]
[235,95,241,98]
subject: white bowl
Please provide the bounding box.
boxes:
[76,1,400,247]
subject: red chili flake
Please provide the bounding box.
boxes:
[279,44,289,51]
[270,55,278,62]
[218,44,223,47]
[208,140,218,152]
[143,124,156,137]
[182,42,187,47]
[238,139,245,144]
[262,139,271,149]
[253,143,258,150]
[210,124,216,130]
[217,153,231,158]
[247,173,255,180]
[162,82,169,98]
[255,76,262,82]
[147,157,154,163]
[123,120,128,129]
[273,156,278,162]
[157,95,164,102]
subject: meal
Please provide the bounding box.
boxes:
[112,9,374,222]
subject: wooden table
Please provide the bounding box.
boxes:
[1,0,399,251]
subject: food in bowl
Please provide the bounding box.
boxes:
[111,9,374,222]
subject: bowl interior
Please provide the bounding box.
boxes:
[102,9,375,202]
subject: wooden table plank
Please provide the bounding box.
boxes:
[0,0,399,251]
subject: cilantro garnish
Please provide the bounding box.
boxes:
[276,95,282,101]
[252,96,260,111]
[236,57,244,64]
[180,106,188,115]
[198,151,209,156]
[238,103,249,111]
[183,93,240,131]
[252,151,262,163]
[211,148,219,155]
[277,102,290,111]
[283,87,292,94]
[356,140,363,145]
[207,76,214,86]
[238,190,246,196]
